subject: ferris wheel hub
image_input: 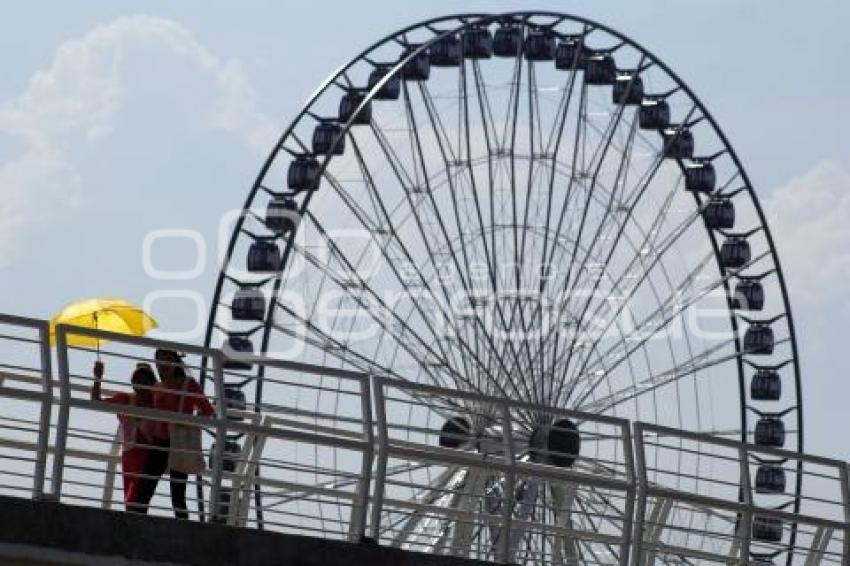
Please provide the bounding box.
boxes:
[439,415,581,469]
[530,418,580,468]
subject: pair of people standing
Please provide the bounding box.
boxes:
[91,348,215,518]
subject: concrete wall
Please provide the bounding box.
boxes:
[0,495,487,566]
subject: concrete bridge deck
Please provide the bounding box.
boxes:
[0,494,483,566]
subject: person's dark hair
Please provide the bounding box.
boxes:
[155,348,187,380]
[131,364,156,388]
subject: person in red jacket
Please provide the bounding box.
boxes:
[151,348,215,519]
[91,361,158,513]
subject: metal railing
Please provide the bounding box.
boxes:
[633,423,848,564]
[0,313,846,565]
[370,376,635,564]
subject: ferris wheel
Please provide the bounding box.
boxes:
[203,12,803,563]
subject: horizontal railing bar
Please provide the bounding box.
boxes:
[68,398,369,453]
[0,361,44,375]
[640,422,847,468]
[0,435,119,465]
[384,441,634,492]
[58,324,369,382]
[379,375,632,429]
[0,332,42,344]
[646,485,847,530]
[0,313,49,329]
[641,539,749,564]
[57,324,211,356]
[381,495,627,546]
[222,471,358,502]
[0,386,48,404]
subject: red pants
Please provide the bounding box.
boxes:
[122,447,149,510]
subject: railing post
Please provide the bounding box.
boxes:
[33,321,53,500]
[349,374,373,542]
[630,422,648,566]
[498,402,515,564]
[368,375,388,542]
[620,422,636,566]
[840,463,850,563]
[50,325,71,501]
[209,352,227,522]
[737,444,752,564]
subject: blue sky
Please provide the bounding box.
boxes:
[1,0,848,457]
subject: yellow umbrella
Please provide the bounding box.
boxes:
[50,298,158,350]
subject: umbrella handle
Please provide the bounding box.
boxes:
[94,313,101,360]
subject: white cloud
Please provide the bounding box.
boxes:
[763,160,850,320]
[761,161,850,458]
[0,15,276,265]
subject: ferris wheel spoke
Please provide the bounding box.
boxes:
[498,229,645,410]
[575,240,708,405]
[564,191,674,360]
[542,82,588,276]
[498,35,525,151]
[470,60,498,150]
[559,185,693,401]
[290,220,481,390]
[570,496,623,564]
[420,76,495,292]
[271,281,428,385]
[562,203,715,384]
[292,200,461,370]
[271,303,418,383]
[529,254,657,416]
[504,61,547,388]
[470,59,500,300]
[316,173,490,392]
[543,199,669,406]
[400,81,535,395]
[516,62,582,382]
[410,82,491,366]
[545,88,635,387]
[554,109,640,348]
[571,313,719,409]
[466,59,531,378]
[551,105,704,401]
[417,79,513,370]
[399,82,470,291]
[368,120,418,192]
[566,109,642,289]
[354,136,486,384]
[535,67,581,275]
[614,105,698,208]
[460,66,540,395]
[516,62,543,283]
[570,247,773,407]
[505,41,525,316]
[362,117,509,389]
[576,333,791,415]
[551,147,671,391]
